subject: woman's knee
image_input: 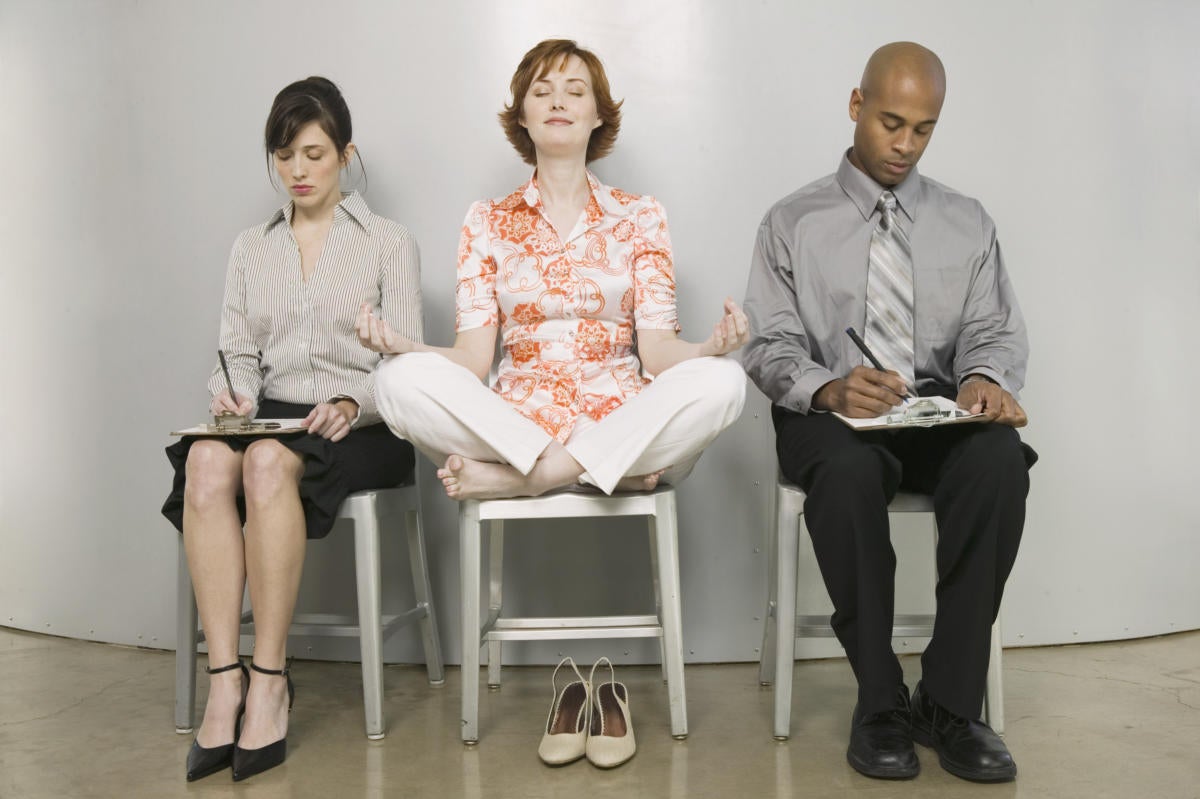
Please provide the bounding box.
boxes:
[671,356,747,419]
[184,441,241,508]
[241,440,302,503]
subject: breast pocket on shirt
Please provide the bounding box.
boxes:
[916,265,968,345]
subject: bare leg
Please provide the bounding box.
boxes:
[437,440,585,500]
[238,439,306,750]
[182,440,247,748]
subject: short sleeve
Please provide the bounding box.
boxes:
[454,201,498,332]
[631,199,680,332]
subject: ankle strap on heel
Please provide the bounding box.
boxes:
[250,660,290,677]
[205,660,244,675]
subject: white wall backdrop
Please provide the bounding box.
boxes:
[2,0,1197,666]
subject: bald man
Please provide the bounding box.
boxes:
[743,43,1035,782]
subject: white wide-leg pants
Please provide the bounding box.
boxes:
[374,352,746,494]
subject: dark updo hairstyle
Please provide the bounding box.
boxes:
[499,39,622,166]
[263,76,363,180]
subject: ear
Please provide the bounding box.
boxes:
[848,88,864,122]
[341,142,357,167]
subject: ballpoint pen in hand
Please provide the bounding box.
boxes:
[845,327,911,399]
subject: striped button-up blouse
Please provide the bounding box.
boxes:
[455,172,679,443]
[207,192,422,427]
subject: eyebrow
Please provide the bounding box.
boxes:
[532,77,589,85]
[880,111,939,127]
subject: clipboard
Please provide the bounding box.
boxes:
[833,396,984,431]
[170,419,307,436]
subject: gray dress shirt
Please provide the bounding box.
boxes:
[207,192,423,427]
[742,153,1027,414]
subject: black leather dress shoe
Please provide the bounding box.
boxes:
[846,689,919,780]
[910,681,1016,782]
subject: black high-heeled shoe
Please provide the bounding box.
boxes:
[231,660,295,782]
[185,661,249,782]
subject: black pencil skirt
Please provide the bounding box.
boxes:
[162,399,415,540]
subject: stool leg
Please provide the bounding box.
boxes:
[353,497,386,740]
[773,490,801,741]
[647,520,668,683]
[985,617,1005,733]
[653,492,688,739]
[758,481,780,686]
[486,521,504,689]
[405,506,445,685]
[460,501,482,744]
[175,539,198,734]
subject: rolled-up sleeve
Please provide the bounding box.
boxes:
[742,217,834,414]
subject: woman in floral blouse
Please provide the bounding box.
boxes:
[359,38,746,499]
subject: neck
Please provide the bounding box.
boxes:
[292,191,344,226]
[533,156,590,206]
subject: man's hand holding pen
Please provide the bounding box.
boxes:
[956,376,1028,428]
[813,366,909,417]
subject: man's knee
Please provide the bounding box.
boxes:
[948,425,1031,487]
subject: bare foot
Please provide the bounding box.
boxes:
[438,454,530,500]
[614,470,665,493]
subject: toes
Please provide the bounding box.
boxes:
[446,454,464,473]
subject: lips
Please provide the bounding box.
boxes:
[545,117,572,125]
[292,185,314,194]
[884,161,911,174]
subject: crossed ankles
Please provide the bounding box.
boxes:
[847,681,1016,783]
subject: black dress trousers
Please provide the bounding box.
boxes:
[773,406,1037,719]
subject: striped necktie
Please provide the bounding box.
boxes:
[863,191,916,392]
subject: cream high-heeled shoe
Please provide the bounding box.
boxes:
[538,657,590,766]
[586,657,636,768]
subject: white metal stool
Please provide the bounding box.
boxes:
[458,486,687,743]
[759,478,1004,740]
[175,482,444,740]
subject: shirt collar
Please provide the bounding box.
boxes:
[836,149,920,224]
[519,169,631,220]
[265,191,371,233]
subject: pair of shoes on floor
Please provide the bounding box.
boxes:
[186,660,249,781]
[538,656,636,769]
[910,681,1016,783]
[187,659,295,782]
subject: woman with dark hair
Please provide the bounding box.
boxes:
[359,39,746,504]
[162,76,420,782]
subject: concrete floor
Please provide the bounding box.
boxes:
[1,628,1197,799]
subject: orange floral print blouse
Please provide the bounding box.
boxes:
[455,172,680,443]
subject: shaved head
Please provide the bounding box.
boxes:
[848,42,947,187]
[860,42,946,102]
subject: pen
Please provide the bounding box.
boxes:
[217,350,238,405]
[845,327,886,371]
[844,327,911,399]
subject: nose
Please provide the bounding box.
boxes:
[551,90,565,111]
[894,128,916,157]
[291,156,305,179]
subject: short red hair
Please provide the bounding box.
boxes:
[498,39,623,166]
